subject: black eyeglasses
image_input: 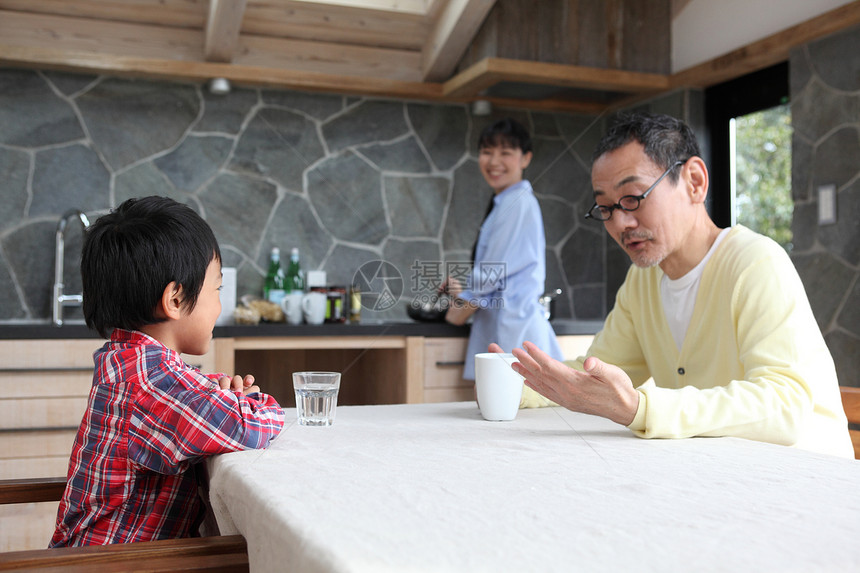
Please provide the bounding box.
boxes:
[585,160,686,222]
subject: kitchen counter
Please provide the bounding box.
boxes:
[0,319,604,340]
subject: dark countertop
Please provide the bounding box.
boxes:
[0,319,604,340]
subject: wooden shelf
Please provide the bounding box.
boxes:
[445,58,670,97]
[443,57,670,114]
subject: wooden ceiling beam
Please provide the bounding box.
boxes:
[204,0,248,63]
[0,0,205,28]
[421,0,496,82]
[0,9,425,83]
[0,43,443,100]
[0,10,205,62]
[240,1,428,51]
[235,33,424,82]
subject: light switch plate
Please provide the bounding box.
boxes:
[818,184,837,225]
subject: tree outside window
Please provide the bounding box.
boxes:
[732,104,793,251]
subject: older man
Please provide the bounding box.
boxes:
[504,112,852,458]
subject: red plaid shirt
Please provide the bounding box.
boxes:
[50,329,285,546]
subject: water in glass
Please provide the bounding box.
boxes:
[295,384,338,426]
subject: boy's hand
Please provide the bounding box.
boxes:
[218,374,260,395]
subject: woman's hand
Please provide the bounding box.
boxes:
[440,276,464,297]
[441,276,477,326]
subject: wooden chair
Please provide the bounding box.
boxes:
[0,477,248,572]
[841,386,860,460]
[0,477,67,506]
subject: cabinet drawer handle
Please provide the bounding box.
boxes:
[435,361,465,367]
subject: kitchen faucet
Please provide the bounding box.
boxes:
[53,209,90,326]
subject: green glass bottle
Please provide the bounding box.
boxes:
[286,247,304,292]
[264,247,286,303]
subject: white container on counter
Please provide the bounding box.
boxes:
[217,267,237,325]
[306,270,326,289]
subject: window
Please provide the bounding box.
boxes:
[731,104,793,251]
[705,62,790,238]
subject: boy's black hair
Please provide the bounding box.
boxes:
[591,112,701,184]
[81,196,221,338]
[477,117,533,154]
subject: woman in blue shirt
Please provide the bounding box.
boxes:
[444,118,563,379]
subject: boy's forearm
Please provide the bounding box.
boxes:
[222,390,285,447]
[133,370,285,468]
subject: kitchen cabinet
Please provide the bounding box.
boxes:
[422,337,471,403]
[0,339,102,477]
[214,336,423,408]
[0,339,100,552]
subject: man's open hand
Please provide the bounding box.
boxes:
[510,341,639,426]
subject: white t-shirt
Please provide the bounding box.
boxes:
[660,228,731,350]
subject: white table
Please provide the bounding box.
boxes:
[207,402,860,572]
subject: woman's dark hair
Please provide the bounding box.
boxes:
[591,112,701,183]
[81,196,221,338]
[478,117,533,154]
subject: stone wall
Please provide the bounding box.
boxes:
[790,24,860,387]
[0,68,614,323]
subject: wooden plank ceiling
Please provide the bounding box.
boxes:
[1,0,859,113]
[0,0,495,96]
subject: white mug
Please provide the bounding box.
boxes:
[280,292,305,325]
[302,292,327,325]
[474,353,523,421]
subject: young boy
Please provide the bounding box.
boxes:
[51,196,285,547]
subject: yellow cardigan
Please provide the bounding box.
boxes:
[522,225,852,458]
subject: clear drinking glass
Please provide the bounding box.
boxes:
[292,371,341,426]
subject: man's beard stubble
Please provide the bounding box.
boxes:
[620,230,666,269]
